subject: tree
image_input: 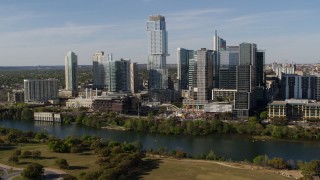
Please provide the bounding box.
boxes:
[260,111,268,120]
[253,154,269,168]
[13,149,22,156]
[297,160,320,176]
[21,150,32,158]
[248,116,259,124]
[8,155,19,164]
[21,108,34,121]
[268,157,287,169]
[175,151,187,159]
[55,158,69,169]
[21,163,44,179]
[206,150,219,160]
[32,150,41,159]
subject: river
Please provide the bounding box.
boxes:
[0,119,319,162]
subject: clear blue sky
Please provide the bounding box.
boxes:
[0,0,320,66]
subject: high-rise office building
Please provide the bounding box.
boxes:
[281,74,316,99]
[213,30,226,51]
[188,53,197,89]
[24,79,58,102]
[130,62,138,93]
[92,51,107,89]
[213,31,226,88]
[196,48,214,107]
[220,47,239,66]
[234,43,257,118]
[219,65,237,89]
[65,52,78,95]
[106,59,137,93]
[177,48,195,90]
[256,51,265,86]
[147,15,169,89]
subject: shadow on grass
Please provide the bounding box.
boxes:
[78,152,92,155]
[68,166,88,170]
[130,158,163,180]
[0,145,16,151]
[39,156,57,160]
[18,161,31,165]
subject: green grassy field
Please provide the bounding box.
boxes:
[0,143,99,177]
[0,144,294,180]
[141,158,291,180]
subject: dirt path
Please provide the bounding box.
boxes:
[0,163,67,180]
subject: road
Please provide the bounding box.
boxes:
[0,163,66,180]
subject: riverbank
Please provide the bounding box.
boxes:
[1,119,320,162]
[142,157,302,180]
[101,124,127,131]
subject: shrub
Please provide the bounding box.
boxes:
[55,158,69,169]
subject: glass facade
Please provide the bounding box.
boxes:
[64,52,78,92]
[147,15,168,89]
[92,51,107,89]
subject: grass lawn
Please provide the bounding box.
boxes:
[0,143,99,178]
[142,158,291,180]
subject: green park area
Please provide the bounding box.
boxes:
[142,158,293,180]
[0,143,298,180]
[0,143,99,177]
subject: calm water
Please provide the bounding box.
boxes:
[1,119,320,161]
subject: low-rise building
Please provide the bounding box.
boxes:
[212,89,236,102]
[204,102,233,113]
[268,99,320,121]
[34,112,62,122]
[66,98,93,109]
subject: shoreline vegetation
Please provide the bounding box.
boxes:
[0,126,319,179]
[1,105,320,141]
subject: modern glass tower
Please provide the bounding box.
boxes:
[65,52,78,95]
[234,43,257,118]
[177,48,195,90]
[93,51,107,89]
[147,15,169,89]
[106,58,134,93]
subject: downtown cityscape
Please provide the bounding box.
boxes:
[1,0,320,179]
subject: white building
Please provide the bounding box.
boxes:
[272,63,296,79]
[204,102,233,113]
[34,112,62,122]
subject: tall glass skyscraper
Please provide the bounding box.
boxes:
[92,51,107,89]
[147,15,169,89]
[65,52,78,94]
[177,48,195,90]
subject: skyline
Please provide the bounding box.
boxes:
[1,0,320,66]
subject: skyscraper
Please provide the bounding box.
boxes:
[65,52,78,95]
[106,58,136,93]
[213,31,226,88]
[92,51,107,89]
[177,48,195,90]
[213,30,226,51]
[196,48,214,108]
[147,15,169,89]
[130,62,138,93]
[234,43,257,118]
[256,51,265,86]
